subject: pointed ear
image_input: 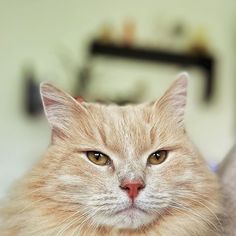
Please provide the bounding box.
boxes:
[40,83,85,140]
[154,72,189,126]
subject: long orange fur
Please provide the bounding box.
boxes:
[0,73,223,235]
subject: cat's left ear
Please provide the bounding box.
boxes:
[154,72,188,126]
[40,83,87,141]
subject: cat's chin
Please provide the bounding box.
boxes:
[94,207,156,230]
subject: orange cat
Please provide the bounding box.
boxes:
[0,73,222,235]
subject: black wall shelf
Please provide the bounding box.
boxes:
[89,41,215,101]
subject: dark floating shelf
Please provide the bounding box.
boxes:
[89,41,215,101]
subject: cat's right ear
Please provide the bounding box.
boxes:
[40,83,85,140]
[153,72,188,127]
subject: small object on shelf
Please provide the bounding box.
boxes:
[98,23,114,43]
[189,26,210,54]
[122,20,136,46]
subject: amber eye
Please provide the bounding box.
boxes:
[148,150,168,165]
[86,151,110,166]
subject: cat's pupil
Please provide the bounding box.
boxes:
[154,153,160,158]
[94,153,101,160]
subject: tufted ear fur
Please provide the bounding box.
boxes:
[40,83,86,141]
[154,72,189,126]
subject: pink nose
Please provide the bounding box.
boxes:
[120,180,145,200]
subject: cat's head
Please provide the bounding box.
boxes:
[37,73,220,232]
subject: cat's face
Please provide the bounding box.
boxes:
[38,73,220,231]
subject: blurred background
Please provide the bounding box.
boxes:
[1,0,236,199]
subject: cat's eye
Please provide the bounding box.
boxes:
[148,150,168,165]
[86,151,110,166]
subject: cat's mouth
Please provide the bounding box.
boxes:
[115,204,148,215]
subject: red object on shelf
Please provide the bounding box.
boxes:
[75,96,84,103]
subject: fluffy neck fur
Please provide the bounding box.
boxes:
[0,73,223,235]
